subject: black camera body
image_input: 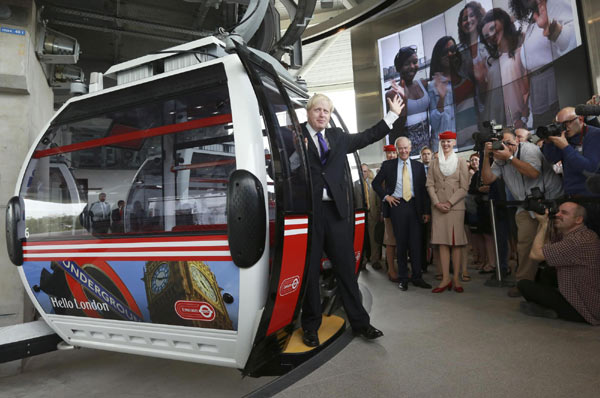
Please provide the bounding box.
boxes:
[535,122,562,140]
[523,187,558,216]
[472,120,504,152]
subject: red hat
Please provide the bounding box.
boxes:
[439,131,457,140]
[383,144,396,152]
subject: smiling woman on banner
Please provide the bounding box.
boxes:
[385,46,432,156]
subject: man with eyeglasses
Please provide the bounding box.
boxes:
[542,107,600,196]
[541,106,600,235]
[481,128,563,297]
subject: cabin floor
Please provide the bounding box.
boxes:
[2,268,599,398]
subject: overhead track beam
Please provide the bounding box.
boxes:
[271,0,317,60]
[302,0,407,44]
[232,0,270,43]
[43,5,214,38]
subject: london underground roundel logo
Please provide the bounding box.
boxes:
[279,275,300,296]
[174,300,216,321]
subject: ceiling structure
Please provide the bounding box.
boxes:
[28,0,413,106]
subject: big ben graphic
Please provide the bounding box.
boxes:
[143,261,233,330]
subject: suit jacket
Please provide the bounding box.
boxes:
[301,120,392,219]
[111,207,124,233]
[426,157,469,210]
[372,158,431,219]
[365,177,381,221]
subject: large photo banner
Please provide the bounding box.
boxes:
[378,0,582,155]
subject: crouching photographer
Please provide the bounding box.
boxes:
[517,202,600,325]
[481,128,563,297]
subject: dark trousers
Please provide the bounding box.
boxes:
[517,268,585,323]
[389,198,422,282]
[421,221,432,269]
[301,202,370,332]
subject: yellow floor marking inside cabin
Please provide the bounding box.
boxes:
[283,315,345,354]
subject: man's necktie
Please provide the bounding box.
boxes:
[316,131,329,165]
[402,161,412,201]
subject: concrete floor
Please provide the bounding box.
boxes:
[2,267,599,398]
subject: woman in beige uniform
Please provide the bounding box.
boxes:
[426,131,469,293]
[382,144,400,282]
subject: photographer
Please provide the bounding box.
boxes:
[541,107,600,197]
[540,106,600,235]
[517,202,600,325]
[481,128,563,297]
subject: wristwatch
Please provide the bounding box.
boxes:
[508,155,514,163]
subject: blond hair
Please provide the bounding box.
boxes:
[307,93,334,112]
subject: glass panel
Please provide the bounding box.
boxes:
[348,153,365,211]
[254,68,310,213]
[21,64,234,240]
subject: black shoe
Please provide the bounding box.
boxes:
[371,261,382,270]
[412,278,432,289]
[302,330,319,347]
[519,301,558,319]
[353,324,384,340]
[398,281,409,291]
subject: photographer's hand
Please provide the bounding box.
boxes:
[484,142,494,156]
[547,131,569,150]
[530,209,550,262]
[586,94,600,106]
[492,146,511,161]
[481,143,498,185]
[534,209,550,226]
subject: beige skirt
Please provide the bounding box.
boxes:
[430,207,467,246]
[383,217,396,246]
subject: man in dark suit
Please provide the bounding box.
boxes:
[372,137,432,291]
[300,93,404,347]
[111,200,125,233]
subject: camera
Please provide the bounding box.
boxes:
[523,187,558,216]
[535,122,562,140]
[472,120,504,152]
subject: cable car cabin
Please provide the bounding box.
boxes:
[5,37,368,376]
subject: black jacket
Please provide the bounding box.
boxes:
[372,158,431,219]
[301,120,391,219]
